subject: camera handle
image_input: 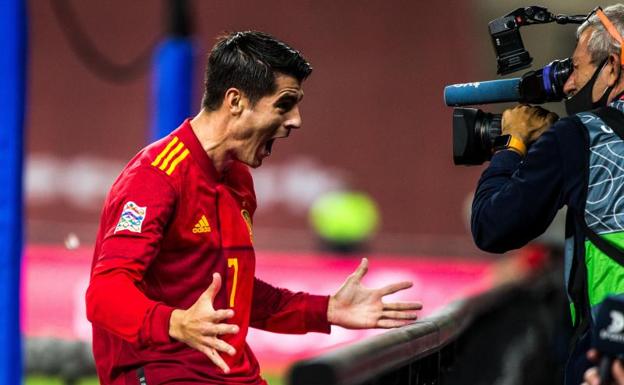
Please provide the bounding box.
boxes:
[490,6,586,75]
[554,14,588,25]
[504,6,586,27]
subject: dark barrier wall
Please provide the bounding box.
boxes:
[24,266,569,385]
[288,266,570,385]
[26,0,489,254]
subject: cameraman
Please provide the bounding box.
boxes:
[471,5,624,385]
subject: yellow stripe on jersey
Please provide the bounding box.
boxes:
[159,142,184,171]
[151,136,179,168]
[165,148,190,176]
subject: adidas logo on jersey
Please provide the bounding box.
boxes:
[192,215,211,233]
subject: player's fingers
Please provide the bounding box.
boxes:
[200,346,230,374]
[378,281,413,296]
[381,310,419,321]
[201,273,222,303]
[210,309,235,323]
[383,301,423,311]
[376,319,414,328]
[200,321,237,336]
[204,336,236,356]
[351,258,369,281]
[211,323,239,336]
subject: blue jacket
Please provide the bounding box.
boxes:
[472,113,591,385]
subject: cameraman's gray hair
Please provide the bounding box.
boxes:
[578,4,624,64]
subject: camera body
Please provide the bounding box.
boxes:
[448,6,586,166]
[451,58,572,165]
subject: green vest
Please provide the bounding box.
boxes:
[568,102,624,325]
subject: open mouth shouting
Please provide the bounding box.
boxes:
[265,138,275,156]
[258,131,289,161]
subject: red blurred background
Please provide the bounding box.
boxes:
[21,0,588,380]
[26,0,490,256]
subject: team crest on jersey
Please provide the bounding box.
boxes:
[241,209,253,242]
[115,201,147,233]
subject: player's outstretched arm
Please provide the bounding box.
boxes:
[327,258,422,329]
[168,273,240,373]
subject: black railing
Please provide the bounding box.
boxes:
[288,268,566,385]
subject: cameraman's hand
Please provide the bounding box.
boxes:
[502,104,559,145]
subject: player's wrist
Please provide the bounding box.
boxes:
[327,295,337,325]
[168,309,185,341]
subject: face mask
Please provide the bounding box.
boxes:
[565,58,614,116]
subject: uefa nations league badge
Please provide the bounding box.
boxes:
[115,201,147,233]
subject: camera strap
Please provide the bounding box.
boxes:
[596,8,624,65]
[592,106,624,143]
[577,106,624,267]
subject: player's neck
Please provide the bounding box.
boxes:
[190,109,236,175]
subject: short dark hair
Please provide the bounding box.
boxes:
[202,31,313,110]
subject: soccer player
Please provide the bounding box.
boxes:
[85,31,422,385]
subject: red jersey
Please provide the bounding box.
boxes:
[86,120,330,385]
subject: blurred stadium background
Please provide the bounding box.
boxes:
[3,0,593,384]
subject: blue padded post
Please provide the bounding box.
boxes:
[0,0,27,383]
[151,38,194,140]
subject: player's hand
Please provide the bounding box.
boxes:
[502,104,558,145]
[168,273,239,373]
[582,349,624,385]
[327,258,422,329]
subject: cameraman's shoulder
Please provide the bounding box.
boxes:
[547,114,586,148]
[550,115,585,135]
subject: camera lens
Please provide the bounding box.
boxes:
[518,57,572,104]
[478,113,502,152]
[453,108,502,165]
[550,58,573,92]
[542,58,572,100]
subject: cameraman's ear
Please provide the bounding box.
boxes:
[607,53,622,86]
